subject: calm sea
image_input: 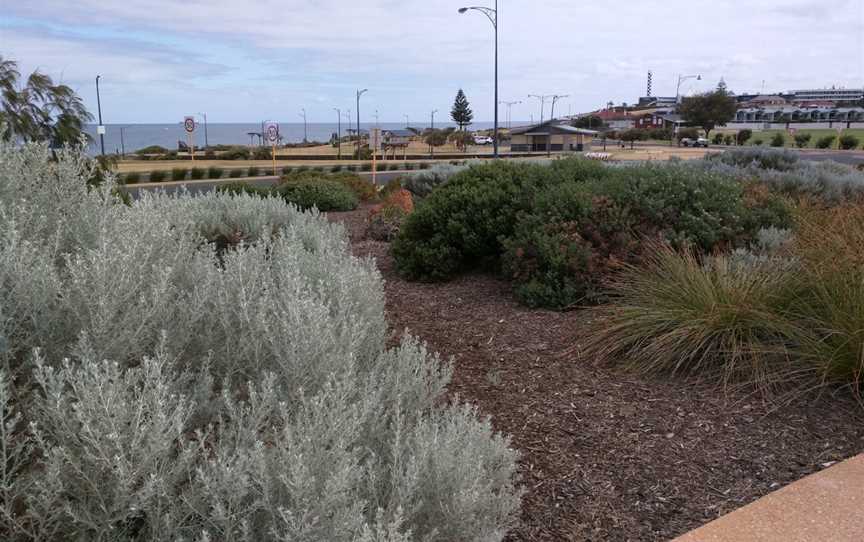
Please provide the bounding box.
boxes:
[83,122,510,155]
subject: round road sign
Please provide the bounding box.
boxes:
[184,117,196,133]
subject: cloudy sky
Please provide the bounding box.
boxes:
[2,0,862,124]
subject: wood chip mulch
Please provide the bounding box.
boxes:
[330,207,864,542]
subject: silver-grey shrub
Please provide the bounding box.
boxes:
[0,141,521,540]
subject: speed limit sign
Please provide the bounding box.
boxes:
[184,116,196,133]
[265,122,279,144]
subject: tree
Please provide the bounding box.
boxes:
[678,89,737,141]
[619,129,646,149]
[0,55,92,147]
[451,89,473,131]
[770,132,785,147]
[448,130,474,152]
[573,115,606,130]
[736,129,752,146]
[794,133,812,148]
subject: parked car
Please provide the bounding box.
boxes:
[473,135,493,145]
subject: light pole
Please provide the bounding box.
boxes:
[299,108,308,143]
[430,109,438,158]
[528,94,553,125]
[459,1,499,158]
[198,112,208,149]
[119,126,126,157]
[404,114,410,129]
[95,75,105,156]
[356,89,368,159]
[500,100,521,129]
[676,74,702,104]
[374,110,379,128]
[549,94,569,121]
[334,108,342,160]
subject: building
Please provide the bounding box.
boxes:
[734,106,864,123]
[382,129,413,146]
[740,95,788,107]
[638,96,678,107]
[633,112,668,130]
[594,109,636,130]
[789,87,863,102]
[510,122,596,152]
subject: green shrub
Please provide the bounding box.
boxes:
[419,162,431,170]
[794,133,812,148]
[816,135,836,149]
[124,172,141,184]
[252,147,272,160]
[770,132,785,147]
[677,128,699,141]
[353,147,373,160]
[276,179,359,211]
[736,129,752,145]
[839,134,860,150]
[330,164,343,173]
[712,133,724,145]
[135,145,169,155]
[190,167,205,180]
[283,170,378,202]
[752,138,764,146]
[247,166,260,177]
[228,168,244,178]
[723,134,734,146]
[404,162,416,170]
[207,166,223,179]
[708,148,799,171]
[171,167,187,181]
[148,170,166,183]
[220,146,251,160]
[366,206,409,241]
[388,163,400,171]
[216,181,271,198]
[361,163,373,172]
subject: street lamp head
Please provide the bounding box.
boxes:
[458,7,469,13]
[697,75,702,81]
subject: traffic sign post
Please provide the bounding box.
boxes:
[369,128,382,185]
[265,121,280,175]
[184,116,196,162]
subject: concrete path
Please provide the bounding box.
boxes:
[674,454,864,542]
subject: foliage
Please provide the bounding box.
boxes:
[135,145,170,155]
[649,128,673,141]
[425,129,450,149]
[171,167,187,181]
[0,140,520,540]
[676,127,699,141]
[573,115,605,130]
[708,147,799,171]
[207,166,223,179]
[285,170,378,202]
[216,181,271,198]
[149,170,167,183]
[723,134,734,146]
[815,135,836,149]
[190,167,205,180]
[228,168,244,178]
[736,129,752,145]
[839,134,860,150]
[366,190,415,242]
[252,146,272,160]
[0,55,93,147]
[448,130,474,151]
[752,138,764,146]
[450,89,474,130]
[353,147,373,160]
[247,166,260,177]
[712,133,724,145]
[794,133,812,148]
[619,129,646,149]
[770,132,785,147]
[123,171,141,184]
[276,178,359,211]
[678,89,737,139]
[220,146,251,160]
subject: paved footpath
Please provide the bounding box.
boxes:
[674,454,864,542]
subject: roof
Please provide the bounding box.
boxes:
[510,122,598,136]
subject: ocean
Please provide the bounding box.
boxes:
[82,121,511,155]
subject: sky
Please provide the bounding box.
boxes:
[2,0,863,124]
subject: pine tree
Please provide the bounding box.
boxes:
[451,89,474,131]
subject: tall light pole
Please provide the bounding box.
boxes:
[459,1,499,158]
[528,94,553,125]
[119,126,126,157]
[500,100,521,129]
[334,108,342,160]
[549,94,570,121]
[198,112,208,148]
[404,114,410,129]
[356,89,368,159]
[374,109,380,128]
[676,74,702,104]
[95,75,105,156]
[430,109,438,159]
[299,108,308,142]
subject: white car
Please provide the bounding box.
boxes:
[473,135,493,145]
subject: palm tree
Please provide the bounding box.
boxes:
[0,55,92,146]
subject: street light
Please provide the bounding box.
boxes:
[299,108,308,143]
[676,74,702,104]
[95,75,105,156]
[198,112,209,149]
[549,94,570,121]
[334,108,342,160]
[458,1,499,158]
[119,126,126,157]
[500,100,521,129]
[404,114,410,129]
[430,109,438,159]
[356,89,368,159]
[528,94,553,125]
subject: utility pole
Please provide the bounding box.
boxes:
[198,112,209,148]
[334,108,342,159]
[500,100,521,129]
[528,94,553,125]
[95,75,105,156]
[404,114,410,129]
[356,89,368,159]
[430,109,438,159]
[119,126,126,157]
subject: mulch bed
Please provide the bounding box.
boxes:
[330,206,864,542]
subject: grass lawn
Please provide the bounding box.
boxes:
[716,128,864,149]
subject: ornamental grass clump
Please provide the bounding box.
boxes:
[0,141,520,541]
